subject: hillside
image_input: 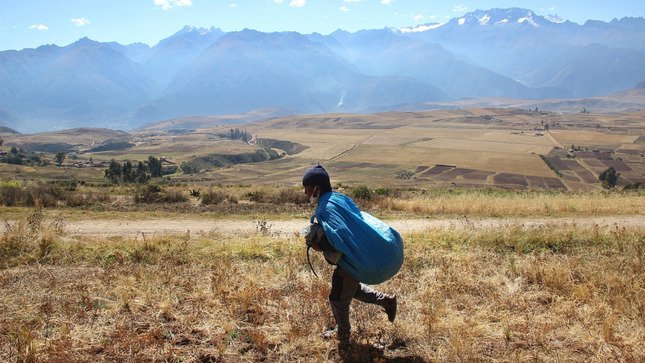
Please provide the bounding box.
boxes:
[3,128,131,152]
[0,9,643,132]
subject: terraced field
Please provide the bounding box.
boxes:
[1,108,643,190]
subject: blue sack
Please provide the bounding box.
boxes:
[312,191,404,285]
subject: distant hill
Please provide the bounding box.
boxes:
[135,30,446,123]
[0,126,20,134]
[391,84,645,114]
[138,108,297,131]
[315,28,570,100]
[3,127,131,152]
[0,9,643,131]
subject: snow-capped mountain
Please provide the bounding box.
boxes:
[402,8,571,32]
[0,8,643,132]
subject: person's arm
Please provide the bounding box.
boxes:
[306,222,337,253]
[317,238,336,252]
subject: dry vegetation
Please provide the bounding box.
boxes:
[1,182,644,222]
[1,209,643,362]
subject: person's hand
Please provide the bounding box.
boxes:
[310,241,323,252]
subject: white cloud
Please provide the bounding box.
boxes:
[413,14,425,22]
[229,3,237,8]
[71,17,90,26]
[339,6,349,12]
[344,0,362,2]
[29,24,49,31]
[381,0,394,5]
[154,0,192,11]
[273,0,284,3]
[289,0,306,7]
[453,5,468,13]
[154,0,171,10]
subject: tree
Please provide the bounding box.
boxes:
[105,159,122,183]
[55,152,66,166]
[0,137,3,146]
[121,160,136,183]
[599,167,619,189]
[135,161,149,184]
[147,156,163,178]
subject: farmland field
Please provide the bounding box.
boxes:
[1,108,644,362]
[2,108,644,190]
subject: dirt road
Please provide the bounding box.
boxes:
[6,216,642,238]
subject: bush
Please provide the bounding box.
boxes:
[134,185,188,204]
[374,187,393,197]
[599,167,619,189]
[201,190,238,205]
[0,184,65,207]
[270,188,308,205]
[351,185,373,201]
[246,190,269,203]
[623,182,641,190]
[180,162,199,174]
[242,188,307,204]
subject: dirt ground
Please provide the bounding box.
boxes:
[4,216,642,238]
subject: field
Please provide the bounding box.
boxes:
[2,108,644,191]
[1,209,643,362]
[1,108,644,361]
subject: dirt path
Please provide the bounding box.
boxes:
[5,216,642,238]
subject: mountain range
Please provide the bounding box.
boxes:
[1,8,644,132]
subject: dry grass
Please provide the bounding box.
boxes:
[369,190,645,217]
[1,211,643,362]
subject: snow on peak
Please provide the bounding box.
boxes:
[458,18,466,26]
[399,22,446,33]
[545,14,566,24]
[517,16,539,27]
[478,14,491,26]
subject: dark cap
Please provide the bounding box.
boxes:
[302,165,332,192]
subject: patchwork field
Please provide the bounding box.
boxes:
[1,108,644,190]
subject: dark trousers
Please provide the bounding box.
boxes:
[329,266,388,340]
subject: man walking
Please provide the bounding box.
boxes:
[302,165,403,344]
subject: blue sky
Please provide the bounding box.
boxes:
[1,0,643,51]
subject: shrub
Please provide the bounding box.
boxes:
[374,187,393,197]
[623,182,641,190]
[135,185,188,204]
[180,162,199,174]
[201,190,238,205]
[270,188,308,205]
[599,167,619,189]
[351,185,373,201]
[0,185,30,206]
[246,190,269,203]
